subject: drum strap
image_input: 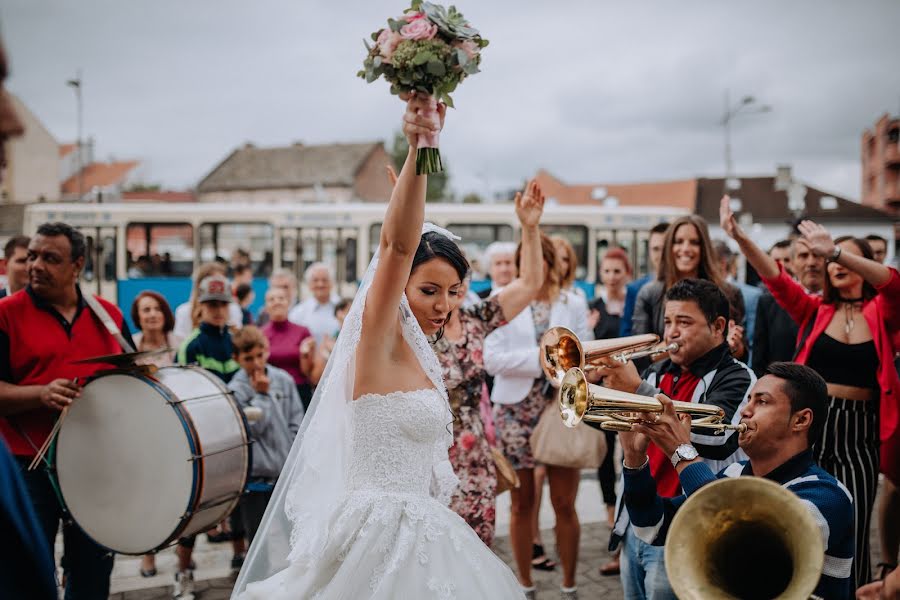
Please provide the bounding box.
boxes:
[83,293,136,353]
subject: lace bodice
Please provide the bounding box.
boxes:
[349,388,452,497]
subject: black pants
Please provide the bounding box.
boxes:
[297,383,313,412]
[597,430,617,507]
[18,459,114,600]
[812,396,880,589]
[240,489,274,544]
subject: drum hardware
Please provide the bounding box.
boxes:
[70,348,173,367]
[540,328,675,387]
[666,477,824,600]
[28,377,80,471]
[557,367,748,434]
[189,441,253,462]
[168,392,237,405]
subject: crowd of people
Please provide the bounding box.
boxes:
[0,49,899,600]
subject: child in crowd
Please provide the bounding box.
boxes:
[228,326,305,543]
[173,274,244,599]
[235,283,255,325]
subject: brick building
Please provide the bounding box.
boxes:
[862,114,900,215]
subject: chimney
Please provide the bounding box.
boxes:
[774,164,792,191]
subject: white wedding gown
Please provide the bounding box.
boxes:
[238,388,525,600]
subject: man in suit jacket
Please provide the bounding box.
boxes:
[620,223,669,336]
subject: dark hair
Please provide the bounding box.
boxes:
[35,222,86,261]
[232,325,268,355]
[334,297,352,316]
[664,278,730,327]
[233,263,252,277]
[235,283,253,302]
[649,222,670,236]
[657,215,725,291]
[765,362,827,446]
[131,291,176,334]
[769,239,792,253]
[864,234,887,245]
[823,236,877,305]
[412,232,469,281]
[4,235,29,260]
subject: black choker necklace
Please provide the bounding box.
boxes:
[839,296,864,304]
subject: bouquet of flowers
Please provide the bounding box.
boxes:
[358,0,488,174]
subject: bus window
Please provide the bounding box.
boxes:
[344,236,358,283]
[126,223,193,277]
[82,234,96,282]
[102,233,116,282]
[543,225,588,280]
[445,224,513,269]
[199,223,273,278]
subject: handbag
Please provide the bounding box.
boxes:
[491,447,519,495]
[530,402,607,469]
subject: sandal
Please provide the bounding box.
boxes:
[531,544,557,571]
[599,555,620,576]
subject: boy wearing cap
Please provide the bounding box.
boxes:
[177,274,240,384]
[173,275,243,599]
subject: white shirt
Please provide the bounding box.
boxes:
[288,295,340,344]
[173,300,243,340]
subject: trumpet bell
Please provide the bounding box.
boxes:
[665,477,824,600]
[559,367,589,427]
[540,327,659,387]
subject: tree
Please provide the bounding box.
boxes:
[391,130,450,202]
[461,192,483,204]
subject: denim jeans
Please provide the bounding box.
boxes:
[620,526,676,600]
[18,459,114,600]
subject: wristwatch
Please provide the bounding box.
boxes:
[829,245,842,262]
[670,444,699,468]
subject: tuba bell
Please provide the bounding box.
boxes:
[665,477,825,600]
[557,367,747,434]
[540,327,675,387]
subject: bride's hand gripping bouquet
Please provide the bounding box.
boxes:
[358,0,488,175]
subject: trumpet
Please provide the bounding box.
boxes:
[540,327,678,387]
[558,367,747,434]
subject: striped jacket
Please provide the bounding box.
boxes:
[624,450,854,599]
[177,322,239,383]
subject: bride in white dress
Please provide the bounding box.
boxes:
[232,94,526,599]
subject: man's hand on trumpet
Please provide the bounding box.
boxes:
[630,394,699,472]
[592,356,643,393]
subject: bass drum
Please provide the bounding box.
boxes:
[55,366,250,554]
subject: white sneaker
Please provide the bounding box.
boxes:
[560,588,578,600]
[173,569,195,600]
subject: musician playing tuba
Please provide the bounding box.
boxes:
[595,279,756,599]
[619,362,854,599]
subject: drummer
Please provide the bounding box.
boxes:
[0,221,134,599]
[596,278,755,600]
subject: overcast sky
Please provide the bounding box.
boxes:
[4,1,899,201]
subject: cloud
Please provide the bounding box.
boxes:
[4,0,899,201]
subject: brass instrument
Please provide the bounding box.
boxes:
[557,367,747,434]
[540,327,677,387]
[665,477,824,600]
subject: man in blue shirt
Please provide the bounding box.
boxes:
[620,223,669,336]
[619,362,854,599]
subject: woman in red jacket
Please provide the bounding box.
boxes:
[721,197,900,588]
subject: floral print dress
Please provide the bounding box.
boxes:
[432,296,507,546]
[493,301,553,471]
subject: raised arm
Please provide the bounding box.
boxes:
[495,180,545,321]
[797,220,892,287]
[362,94,445,341]
[719,195,780,280]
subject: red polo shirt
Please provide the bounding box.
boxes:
[647,369,702,498]
[0,286,127,457]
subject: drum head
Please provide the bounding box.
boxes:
[56,373,195,554]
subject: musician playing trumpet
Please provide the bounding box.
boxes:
[619,362,854,599]
[596,279,756,600]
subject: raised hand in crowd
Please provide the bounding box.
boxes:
[727,320,745,357]
[797,220,893,287]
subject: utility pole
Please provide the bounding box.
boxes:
[721,89,771,190]
[67,71,83,200]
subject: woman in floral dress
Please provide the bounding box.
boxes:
[431,179,545,546]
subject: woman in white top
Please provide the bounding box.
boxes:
[485,235,592,600]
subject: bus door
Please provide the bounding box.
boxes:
[78,225,117,303]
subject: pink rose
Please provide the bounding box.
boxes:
[453,39,478,61]
[459,431,476,451]
[376,28,402,62]
[404,12,426,22]
[400,19,437,41]
[471,348,483,365]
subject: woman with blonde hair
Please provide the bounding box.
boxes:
[485,234,592,600]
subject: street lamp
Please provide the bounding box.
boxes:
[721,89,771,190]
[66,71,83,200]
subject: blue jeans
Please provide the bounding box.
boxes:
[620,526,676,600]
[18,459,114,600]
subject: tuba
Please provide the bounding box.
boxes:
[540,327,676,387]
[665,477,825,600]
[557,367,746,434]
